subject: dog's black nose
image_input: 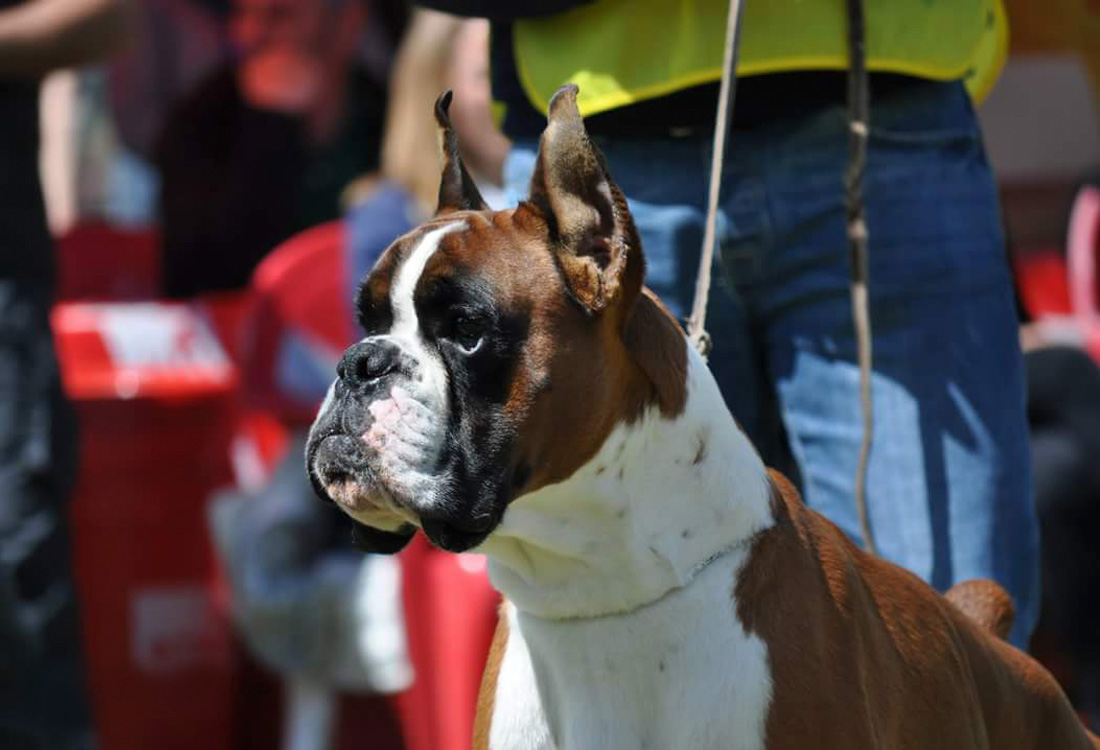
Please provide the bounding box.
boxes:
[338,339,400,388]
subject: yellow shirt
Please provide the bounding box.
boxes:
[512,0,1008,116]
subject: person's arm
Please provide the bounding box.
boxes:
[0,0,134,78]
[414,0,590,21]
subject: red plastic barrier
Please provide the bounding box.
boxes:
[54,302,240,750]
[395,538,500,750]
[55,223,160,302]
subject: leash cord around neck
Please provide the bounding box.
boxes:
[688,0,877,555]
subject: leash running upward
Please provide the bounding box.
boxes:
[687,0,877,555]
[685,0,743,359]
[843,0,877,556]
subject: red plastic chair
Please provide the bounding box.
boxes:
[238,221,352,427]
[1067,185,1100,360]
[1012,249,1073,319]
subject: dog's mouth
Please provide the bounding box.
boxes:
[309,434,390,513]
[308,433,498,552]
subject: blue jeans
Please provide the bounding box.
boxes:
[504,80,1039,647]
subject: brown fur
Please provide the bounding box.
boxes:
[363,86,687,502]
[473,604,509,750]
[733,470,1097,749]
[945,578,1016,641]
[426,209,685,494]
[472,469,1100,748]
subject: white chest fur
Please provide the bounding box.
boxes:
[490,551,772,750]
[482,345,776,749]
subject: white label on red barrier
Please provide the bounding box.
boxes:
[97,304,231,373]
[131,586,229,673]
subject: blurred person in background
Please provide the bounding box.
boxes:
[155,0,387,298]
[342,8,509,304]
[108,0,225,163]
[417,0,1041,649]
[1018,173,1100,729]
[1025,342,1100,729]
[0,0,132,746]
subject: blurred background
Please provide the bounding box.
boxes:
[2,0,1099,747]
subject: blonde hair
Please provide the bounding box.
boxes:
[380,9,463,214]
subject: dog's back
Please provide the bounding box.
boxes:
[733,470,1098,750]
[946,581,1100,750]
[945,579,1016,641]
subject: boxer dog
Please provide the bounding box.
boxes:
[307,86,1100,749]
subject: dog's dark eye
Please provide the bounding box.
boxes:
[448,313,485,354]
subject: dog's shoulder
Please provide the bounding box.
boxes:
[734,470,994,747]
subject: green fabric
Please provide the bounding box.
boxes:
[513,0,1007,116]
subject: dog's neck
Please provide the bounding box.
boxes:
[478,344,775,620]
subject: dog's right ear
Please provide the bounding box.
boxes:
[434,90,488,215]
[350,522,416,555]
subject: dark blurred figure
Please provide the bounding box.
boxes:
[108,0,227,162]
[156,0,387,298]
[1026,345,1100,728]
[0,0,132,747]
[1019,174,1100,729]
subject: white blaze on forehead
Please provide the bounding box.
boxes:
[391,221,465,339]
[353,220,463,512]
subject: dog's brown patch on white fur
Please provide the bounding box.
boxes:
[735,470,1097,749]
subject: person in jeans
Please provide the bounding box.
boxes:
[1,0,133,746]
[416,0,1040,648]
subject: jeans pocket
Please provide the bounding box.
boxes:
[867,79,982,150]
[869,124,980,149]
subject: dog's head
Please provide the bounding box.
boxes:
[306,86,686,553]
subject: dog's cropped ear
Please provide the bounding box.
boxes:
[528,84,644,319]
[350,522,416,555]
[435,90,488,215]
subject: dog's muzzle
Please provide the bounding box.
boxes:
[306,334,500,552]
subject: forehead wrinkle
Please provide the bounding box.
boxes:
[418,212,508,285]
